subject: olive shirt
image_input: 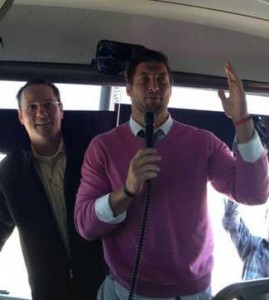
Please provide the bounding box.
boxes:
[33,139,70,256]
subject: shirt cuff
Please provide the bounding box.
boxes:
[236,130,266,163]
[95,193,126,224]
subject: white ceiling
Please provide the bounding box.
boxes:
[13,0,269,18]
[12,0,269,39]
[1,0,269,81]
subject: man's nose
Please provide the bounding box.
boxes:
[148,78,160,92]
[36,104,48,116]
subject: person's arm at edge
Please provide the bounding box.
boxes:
[222,198,260,261]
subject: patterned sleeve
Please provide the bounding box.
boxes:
[222,198,260,261]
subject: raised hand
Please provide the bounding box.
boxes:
[218,62,248,122]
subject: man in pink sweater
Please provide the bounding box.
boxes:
[75,49,269,300]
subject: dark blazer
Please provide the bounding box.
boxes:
[0,131,106,300]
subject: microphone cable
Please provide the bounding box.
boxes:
[128,181,152,300]
[128,112,154,300]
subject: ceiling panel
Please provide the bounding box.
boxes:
[12,0,269,39]
[1,0,268,82]
[13,0,269,20]
[152,0,269,20]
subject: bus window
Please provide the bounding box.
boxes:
[0,81,102,111]
[114,85,269,115]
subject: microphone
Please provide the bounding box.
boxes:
[144,111,154,147]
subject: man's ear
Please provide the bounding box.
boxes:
[126,84,132,96]
[59,103,64,119]
[17,109,24,125]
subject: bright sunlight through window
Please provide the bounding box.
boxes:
[115,85,269,115]
[0,81,101,111]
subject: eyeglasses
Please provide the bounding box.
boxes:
[21,100,60,114]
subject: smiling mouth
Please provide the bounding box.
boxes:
[145,96,161,100]
[35,122,52,127]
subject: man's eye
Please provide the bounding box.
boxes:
[140,76,149,82]
[158,76,168,83]
[27,104,37,110]
[44,102,53,109]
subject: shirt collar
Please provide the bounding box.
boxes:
[32,137,65,161]
[129,114,173,137]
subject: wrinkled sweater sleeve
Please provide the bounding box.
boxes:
[75,136,124,240]
[208,131,269,204]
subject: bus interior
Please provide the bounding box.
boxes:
[1,1,269,299]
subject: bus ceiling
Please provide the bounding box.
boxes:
[0,1,269,86]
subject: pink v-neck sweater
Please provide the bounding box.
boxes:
[75,121,269,297]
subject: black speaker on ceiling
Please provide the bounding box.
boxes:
[94,39,146,76]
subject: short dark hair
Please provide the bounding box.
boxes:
[125,48,173,84]
[16,79,61,108]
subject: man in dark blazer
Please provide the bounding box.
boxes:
[0,79,106,300]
